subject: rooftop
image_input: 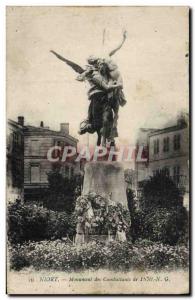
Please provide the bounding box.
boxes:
[24,125,78,143]
[8,117,78,143]
[148,123,188,137]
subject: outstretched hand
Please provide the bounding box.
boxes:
[123,30,127,39]
[50,50,61,60]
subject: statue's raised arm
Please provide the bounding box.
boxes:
[108,30,127,57]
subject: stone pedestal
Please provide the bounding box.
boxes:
[82,161,128,207]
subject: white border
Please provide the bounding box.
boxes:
[2,0,195,5]
[0,0,193,299]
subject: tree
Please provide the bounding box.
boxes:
[134,173,189,245]
[141,172,183,209]
[45,169,82,212]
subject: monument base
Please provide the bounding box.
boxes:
[82,161,128,207]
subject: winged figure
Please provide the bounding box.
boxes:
[50,31,127,147]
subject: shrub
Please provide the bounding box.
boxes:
[7,201,76,244]
[8,243,30,271]
[7,199,26,243]
[9,240,189,271]
[130,207,188,245]
[131,173,189,245]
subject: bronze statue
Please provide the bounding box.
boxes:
[50,31,127,146]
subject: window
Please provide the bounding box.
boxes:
[30,165,40,183]
[174,134,181,150]
[152,169,160,176]
[173,165,180,184]
[173,166,180,177]
[162,167,170,177]
[163,137,170,152]
[31,140,39,156]
[54,140,64,157]
[153,139,159,154]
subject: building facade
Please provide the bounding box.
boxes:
[23,121,79,201]
[7,117,24,202]
[7,116,79,202]
[135,114,189,209]
[134,128,157,187]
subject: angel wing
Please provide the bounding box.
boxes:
[50,50,85,74]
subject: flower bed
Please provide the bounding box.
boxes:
[9,240,189,272]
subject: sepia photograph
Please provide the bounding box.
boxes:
[6,6,190,295]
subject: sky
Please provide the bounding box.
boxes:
[7,6,189,146]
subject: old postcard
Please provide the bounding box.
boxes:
[6,6,190,295]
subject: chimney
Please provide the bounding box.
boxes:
[60,123,69,135]
[18,116,24,126]
[40,121,44,127]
